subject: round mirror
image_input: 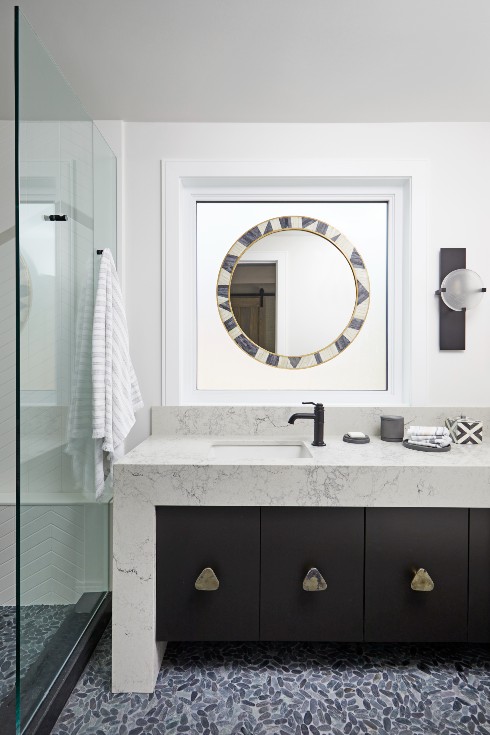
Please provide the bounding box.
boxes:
[217,216,370,369]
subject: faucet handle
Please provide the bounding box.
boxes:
[302,401,324,407]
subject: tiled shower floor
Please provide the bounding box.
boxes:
[0,607,15,704]
[53,629,490,735]
[0,605,72,706]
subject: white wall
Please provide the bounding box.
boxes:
[122,122,490,450]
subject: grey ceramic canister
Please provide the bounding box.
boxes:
[380,415,404,442]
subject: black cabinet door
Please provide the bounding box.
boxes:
[260,507,364,641]
[468,509,490,642]
[156,507,260,641]
[365,508,468,642]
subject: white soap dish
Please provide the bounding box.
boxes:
[343,432,370,444]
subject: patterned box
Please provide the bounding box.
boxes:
[445,416,483,444]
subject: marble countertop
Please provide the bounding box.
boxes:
[114,434,490,508]
[117,433,490,469]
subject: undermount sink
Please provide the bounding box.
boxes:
[208,441,313,460]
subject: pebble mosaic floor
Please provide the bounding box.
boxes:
[52,629,490,735]
[0,606,15,704]
[0,605,72,705]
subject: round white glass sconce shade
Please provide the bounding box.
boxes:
[441,269,485,311]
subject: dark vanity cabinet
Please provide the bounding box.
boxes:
[156,507,260,641]
[156,506,490,643]
[364,508,468,642]
[260,508,364,641]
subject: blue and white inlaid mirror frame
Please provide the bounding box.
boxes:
[216,216,370,369]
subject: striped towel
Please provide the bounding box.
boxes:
[92,249,143,497]
[406,425,452,448]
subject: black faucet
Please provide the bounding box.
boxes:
[288,402,326,447]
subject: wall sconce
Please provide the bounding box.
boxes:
[435,248,485,350]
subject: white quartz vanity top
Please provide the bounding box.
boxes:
[117,434,490,469]
[114,434,490,508]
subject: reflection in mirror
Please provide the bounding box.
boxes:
[230,263,277,352]
[20,201,57,393]
[229,229,357,356]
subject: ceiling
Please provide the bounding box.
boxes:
[1,0,489,122]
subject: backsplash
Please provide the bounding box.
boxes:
[151,407,490,438]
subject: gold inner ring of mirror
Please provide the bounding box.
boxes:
[219,223,363,366]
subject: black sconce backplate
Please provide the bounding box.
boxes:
[438,248,466,350]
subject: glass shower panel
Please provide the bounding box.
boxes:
[16,10,113,732]
[93,126,117,257]
[0,118,16,720]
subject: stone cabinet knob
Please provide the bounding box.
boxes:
[411,568,434,592]
[195,567,220,591]
[302,567,327,591]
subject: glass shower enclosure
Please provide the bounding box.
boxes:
[13,9,115,732]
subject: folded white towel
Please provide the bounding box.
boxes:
[92,249,143,498]
[407,437,452,448]
[407,426,450,438]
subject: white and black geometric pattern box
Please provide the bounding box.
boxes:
[445,416,483,444]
